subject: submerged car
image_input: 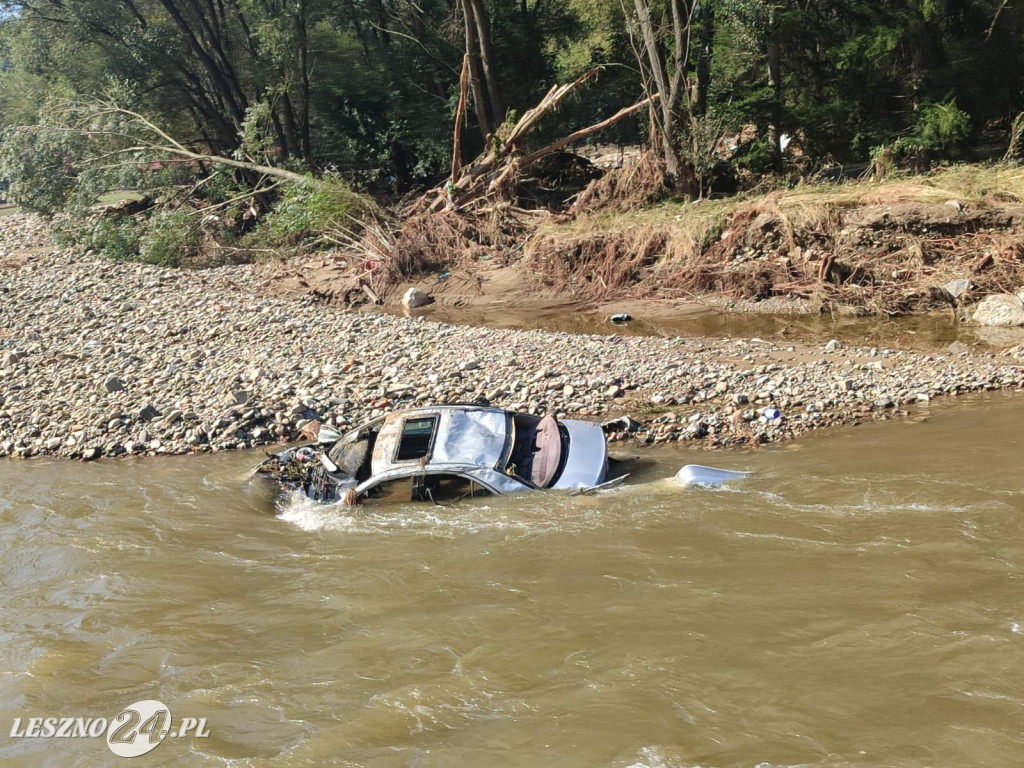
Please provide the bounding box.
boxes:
[255,404,613,504]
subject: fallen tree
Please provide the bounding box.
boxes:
[412,68,657,215]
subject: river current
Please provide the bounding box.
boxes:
[1,393,1022,767]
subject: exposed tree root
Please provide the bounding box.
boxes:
[571,152,668,213]
[523,200,1024,315]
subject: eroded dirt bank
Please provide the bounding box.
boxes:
[2,212,1024,460]
[264,167,1024,331]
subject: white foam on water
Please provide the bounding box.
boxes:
[274,490,577,537]
[621,746,707,768]
[747,488,969,518]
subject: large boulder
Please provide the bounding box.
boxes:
[402,287,430,310]
[971,294,1024,327]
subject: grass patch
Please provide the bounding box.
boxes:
[96,190,145,204]
[553,164,1024,239]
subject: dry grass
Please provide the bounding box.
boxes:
[571,152,668,213]
[522,162,1024,314]
[332,206,531,298]
[332,158,1024,314]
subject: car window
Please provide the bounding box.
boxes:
[426,474,493,502]
[395,417,437,461]
[359,473,493,504]
[361,477,415,504]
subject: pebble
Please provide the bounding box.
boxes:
[139,404,161,421]
[0,213,1021,459]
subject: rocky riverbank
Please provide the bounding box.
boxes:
[2,213,1024,460]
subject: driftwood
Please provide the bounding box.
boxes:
[360,281,382,305]
[415,69,658,215]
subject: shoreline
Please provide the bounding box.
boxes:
[2,214,1024,460]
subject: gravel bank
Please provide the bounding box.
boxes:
[2,214,1023,460]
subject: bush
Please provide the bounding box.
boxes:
[251,173,380,248]
[871,99,971,175]
[85,217,142,261]
[915,100,971,156]
[138,208,203,266]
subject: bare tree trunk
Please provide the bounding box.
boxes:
[632,0,698,197]
[634,0,671,128]
[460,0,492,142]
[156,0,248,127]
[451,55,470,184]
[468,0,504,126]
[695,1,713,116]
[268,99,291,160]
[297,0,312,163]
[766,39,783,171]
[280,92,301,159]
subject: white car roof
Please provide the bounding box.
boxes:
[370,406,509,476]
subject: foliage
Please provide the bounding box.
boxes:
[82,216,141,262]
[0,0,1019,223]
[0,95,147,216]
[250,174,380,248]
[138,208,203,266]
[0,121,83,216]
[915,100,972,155]
[871,99,972,175]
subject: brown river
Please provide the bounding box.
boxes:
[1,392,1023,767]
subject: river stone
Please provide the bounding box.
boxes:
[944,278,972,301]
[102,376,125,393]
[602,415,640,432]
[139,403,161,421]
[971,294,1024,327]
[973,326,1024,346]
[402,287,430,310]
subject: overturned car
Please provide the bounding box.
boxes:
[255,405,613,504]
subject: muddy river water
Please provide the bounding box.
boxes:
[1,393,1023,767]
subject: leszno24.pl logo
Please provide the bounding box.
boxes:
[10,700,209,758]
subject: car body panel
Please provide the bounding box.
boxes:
[550,419,608,489]
[430,409,508,468]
